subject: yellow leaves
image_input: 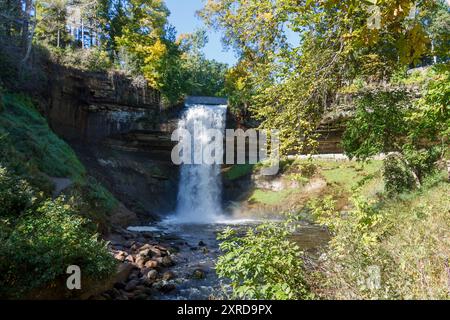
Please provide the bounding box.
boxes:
[260,12,273,21]
[139,39,168,88]
[397,23,429,65]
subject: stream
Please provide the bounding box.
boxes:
[126,219,329,300]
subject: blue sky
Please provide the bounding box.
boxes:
[165,0,238,66]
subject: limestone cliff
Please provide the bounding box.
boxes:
[44,66,178,220]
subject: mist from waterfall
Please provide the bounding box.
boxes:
[173,104,227,223]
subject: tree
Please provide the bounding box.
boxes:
[36,0,69,48]
[200,0,439,154]
[342,65,449,193]
[178,30,228,98]
[421,0,450,64]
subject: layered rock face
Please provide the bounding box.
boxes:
[46,67,161,142]
[45,67,178,220]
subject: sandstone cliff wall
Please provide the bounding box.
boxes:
[46,66,161,142]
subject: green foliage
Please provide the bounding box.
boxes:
[342,68,448,193]
[0,197,116,298]
[200,0,439,153]
[421,0,450,61]
[0,92,118,223]
[0,93,85,179]
[223,164,254,180]
[249,189,293,206]
[35,0,70,48]
[343,89,411,160]
[0,167,34,219]
[183,55,227,98]
[57,47,113,72]
[383,154,417,194]
[69,177,119,226]
[216,218,310,300]
[410,64,450,141]
[309,177,450,299]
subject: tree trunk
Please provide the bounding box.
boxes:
[81,18,84,49]
[21,0,32,50]
[20,0,36,67]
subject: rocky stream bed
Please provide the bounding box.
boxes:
[96,221,329,301]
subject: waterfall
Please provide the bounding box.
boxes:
[173,103,227,223]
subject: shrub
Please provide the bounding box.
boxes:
[59,48,113,72]
[70,177,118,219]
[0,166,34,218]
[0,197,116,298]
[216,217,310,300]
[383,154,416,194]
[309,179,450,300]
[383,146,441,194]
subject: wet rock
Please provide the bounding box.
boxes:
[125,240,136,247]
[144,260,158,269]
[133,293,149,300]
[161,255,175,267]
[150,247,162,257]
[125,255,134,263]
[125,279,139,292]
[135,285,147,293]
[154,245,168,254]
[114,282,126,290]
[146,270,159,280]
[135,256,149,269]
[121,290,135,299]
[139,244,152,251]
[114,251,127,262]
[167,246,180,254]
[128,269,139,281]
[162,271,176,281]
[139,249,152,258]
[192,269,206,280]
[157,282,176,294]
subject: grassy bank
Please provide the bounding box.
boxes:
[0,92,117,298]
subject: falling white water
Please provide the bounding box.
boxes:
[173,104,227,224]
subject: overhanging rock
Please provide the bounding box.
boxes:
[185,96,228,106]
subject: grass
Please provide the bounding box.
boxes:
[249,189,294,205]
[223,164,255,180]
[311,173,450,299]
[0,93,85,179]
[314,160,382,190]
[240,159,385,209]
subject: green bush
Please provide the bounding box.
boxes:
[68,177,119,229]
[0,197,116,298]
[216,217,310,300]
[383,154,416,194]
[383,147,441,194]
[59,48,113,73]
[0,166,34,218]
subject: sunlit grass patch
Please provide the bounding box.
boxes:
[223,164,255,180]
[249,188,294,205]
